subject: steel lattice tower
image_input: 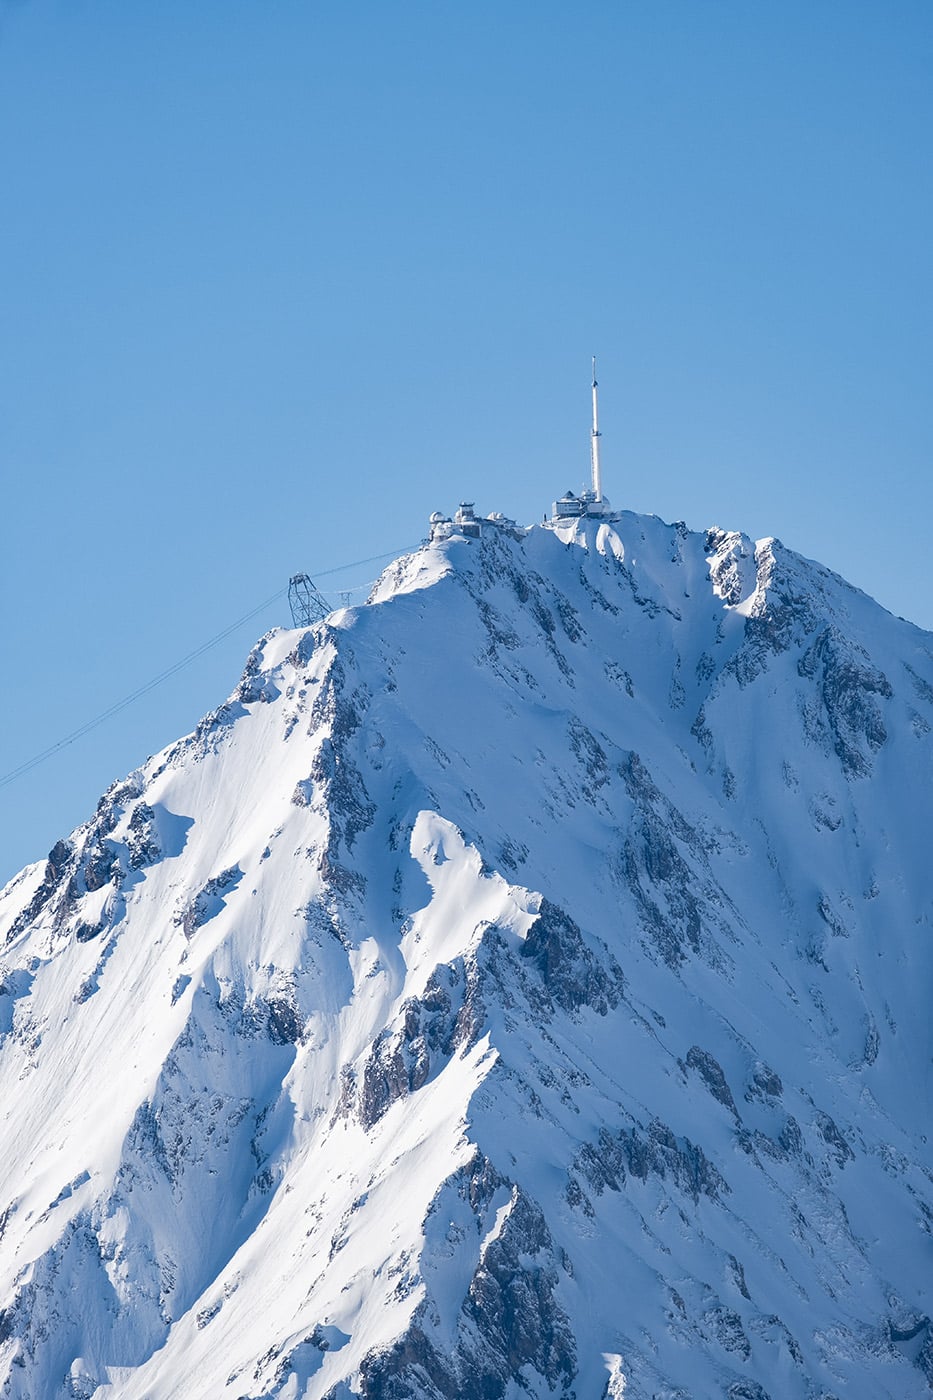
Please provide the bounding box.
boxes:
[288,574,331,628]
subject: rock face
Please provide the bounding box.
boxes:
[0,513,931,1399]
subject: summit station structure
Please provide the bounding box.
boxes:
[430,358,618,543]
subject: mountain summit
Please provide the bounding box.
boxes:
[1,512,931,1399]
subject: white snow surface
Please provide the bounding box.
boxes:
[0,513,931,1399]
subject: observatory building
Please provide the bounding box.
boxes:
[429,503,522,544]
[429,359,617,540]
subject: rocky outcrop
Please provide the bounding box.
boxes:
[174,866,242,939]
[520,898,623,1015]
[357,964,468,1129]
[797,626,892,776]
[571,1117,729,1206]
[617,752,733,970]
[331,1155,576,1400]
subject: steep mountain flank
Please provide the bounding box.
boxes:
[1,513,931,1398]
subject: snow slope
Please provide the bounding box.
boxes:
[1,512,931,1399]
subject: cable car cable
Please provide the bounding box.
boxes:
[0,543,418,792]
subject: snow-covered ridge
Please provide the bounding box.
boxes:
[1,512,931,1398]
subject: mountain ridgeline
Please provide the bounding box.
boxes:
[1,512,931,1399]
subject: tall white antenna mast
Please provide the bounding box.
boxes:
[590,355,602,502]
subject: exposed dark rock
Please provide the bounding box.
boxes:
[358,965,465,1129]
[728,1253,751,1300]
[619,807,703,967]
[496,837,528,872]
[74,921,103,944]
[691,705,714,757]
[861,1018,880,1066]
[462,1187,574,1390]
[476,597,520,650]
[175,867,242,939]
[696,651,717,684]
[196,1300,222,1329]
[706,529,752,606]
[309,738,375,853]
[567,717,609,800]
[686,1045,739,1118]
[263,995,303,1046]
[705,1304,750,1359]
[777,1115,804,1159]
[6,838,75,942]
[171,975,191,1006]
[338,1158,576,1400]
[354,896,617,1129]
[817,894,849,938]
[727,1384,771,1400]
[746,1063,783,1103]
[815,1110,854,1167]
[748,1313,803,1366]
[127,804,161,869]
[82,839,119,892]
[192,701,248,748]
[573,1118,728,1204]
[287,629,320,669]
[315,850,367,899]
[465,545,578,681]
[798,627,892,776]
[520,898,623,1016]
[236,640,281,704]
[604,659,634,695]
[291,778,314,807]
[554,594,582,642]
[124,1102,173,1184]
[359,1031,412,1131]
[45,837,72,883]
[904,661,933,708]
[712,542,822,689]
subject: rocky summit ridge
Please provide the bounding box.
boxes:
[0,511,931,1399]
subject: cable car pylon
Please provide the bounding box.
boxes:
[288,574,331,628]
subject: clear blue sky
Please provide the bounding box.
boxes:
[2,0,931,885]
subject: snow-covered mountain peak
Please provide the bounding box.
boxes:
[1,509,932,1398]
